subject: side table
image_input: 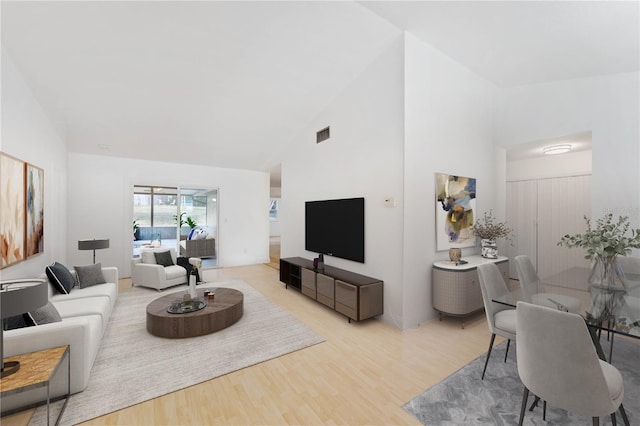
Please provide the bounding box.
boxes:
[432,255,509,328]
[0,345,70,426]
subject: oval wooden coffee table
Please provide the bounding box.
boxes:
[146,287,243,338]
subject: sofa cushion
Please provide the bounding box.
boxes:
[154,251,174,267]
[53,296,111,333]
[165,265,187,280]
[45,262,75,294]
[74,263,107,288]
[49,282,119,311]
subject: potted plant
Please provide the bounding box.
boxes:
[471,210,514,259]
[174,212,187,228]
[133,220,140,241]
[559,213,640,324]
[558,213,640,288]
[186,216,198,230]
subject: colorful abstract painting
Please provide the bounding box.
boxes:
[1,153,26,268]
[435,173,476,251]
[26,163,44,258]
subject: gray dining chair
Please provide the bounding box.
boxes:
[477,263,517,380]
[516,301,629,426]
[514,255,582,314]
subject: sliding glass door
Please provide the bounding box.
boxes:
[179,188,218,268]
[133,185,219,268]
[133,186,179,254]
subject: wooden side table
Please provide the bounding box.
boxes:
[0,345,70,426]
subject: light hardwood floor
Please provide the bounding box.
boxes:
[4,264,496,425]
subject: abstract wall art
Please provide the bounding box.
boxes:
[26,163,44,258]
[435,173,476,251]
[0,152,26,268]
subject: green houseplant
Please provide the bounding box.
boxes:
[174,212,187,228]
[558,213,640,288]
[185,216,198,230]
[132,220,140,241]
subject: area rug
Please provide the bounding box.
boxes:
[403,338,640,425]
[30,280,325,425]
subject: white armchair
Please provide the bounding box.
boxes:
[132,248,188,291]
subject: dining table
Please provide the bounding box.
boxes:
[492,265,638,425]
[493,266,640,361]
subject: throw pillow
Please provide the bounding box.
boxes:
[141,251,157,264]
[45,262,75,294]
[74,263,106,288]
[5,302,62,329]
[188,228,197,240]
[5,314,32,330]
[154,250,174,267]
[27,302,62,325]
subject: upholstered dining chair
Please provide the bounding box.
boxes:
[516,301,629,426]
[514,255,582,314]
[477,263,517,380]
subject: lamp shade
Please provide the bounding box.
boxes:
[1,279,48,319]
[78,239,110,251]
[1,279,47,377]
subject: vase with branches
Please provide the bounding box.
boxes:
[559,213,640,324]
[471,210,513,258]
[558,213,640,289]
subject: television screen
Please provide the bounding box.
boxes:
[305,197,365,263]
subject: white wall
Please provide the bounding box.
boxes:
[507,150,592,181]
[281,36,406,328]
[67,154,270,277]
[1,49,68,281]
[496,72,639,224]
[281,33,498,329]
[403,33,498,328]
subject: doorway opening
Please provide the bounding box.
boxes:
[179,187,218,268]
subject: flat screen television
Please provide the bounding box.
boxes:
[305,197,365,263]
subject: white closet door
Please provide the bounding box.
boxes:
[536,175,591,289]
[506,180,538,279]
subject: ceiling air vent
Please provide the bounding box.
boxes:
[316,126,330,144]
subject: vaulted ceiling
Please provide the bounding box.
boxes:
[2,1,638,172]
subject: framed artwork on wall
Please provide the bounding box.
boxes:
[435,172,477,251]
[26,163,44,258]
[0,152,26,268]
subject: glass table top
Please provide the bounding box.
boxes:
[493,268,640,339]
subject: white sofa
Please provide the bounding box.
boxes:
[2,266,118,413]
[131,247,200,291]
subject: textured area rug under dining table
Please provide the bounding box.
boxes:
[403,337,640,425]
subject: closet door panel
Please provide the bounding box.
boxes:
[537,175,591,290]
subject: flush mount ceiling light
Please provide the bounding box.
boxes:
[543,144,572,155]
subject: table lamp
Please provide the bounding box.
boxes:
[1,279,48,377]
[78,238,110,264]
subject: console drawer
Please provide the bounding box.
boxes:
[335,280,357,320]
[316,273,335,308]
[301,268,316,299]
